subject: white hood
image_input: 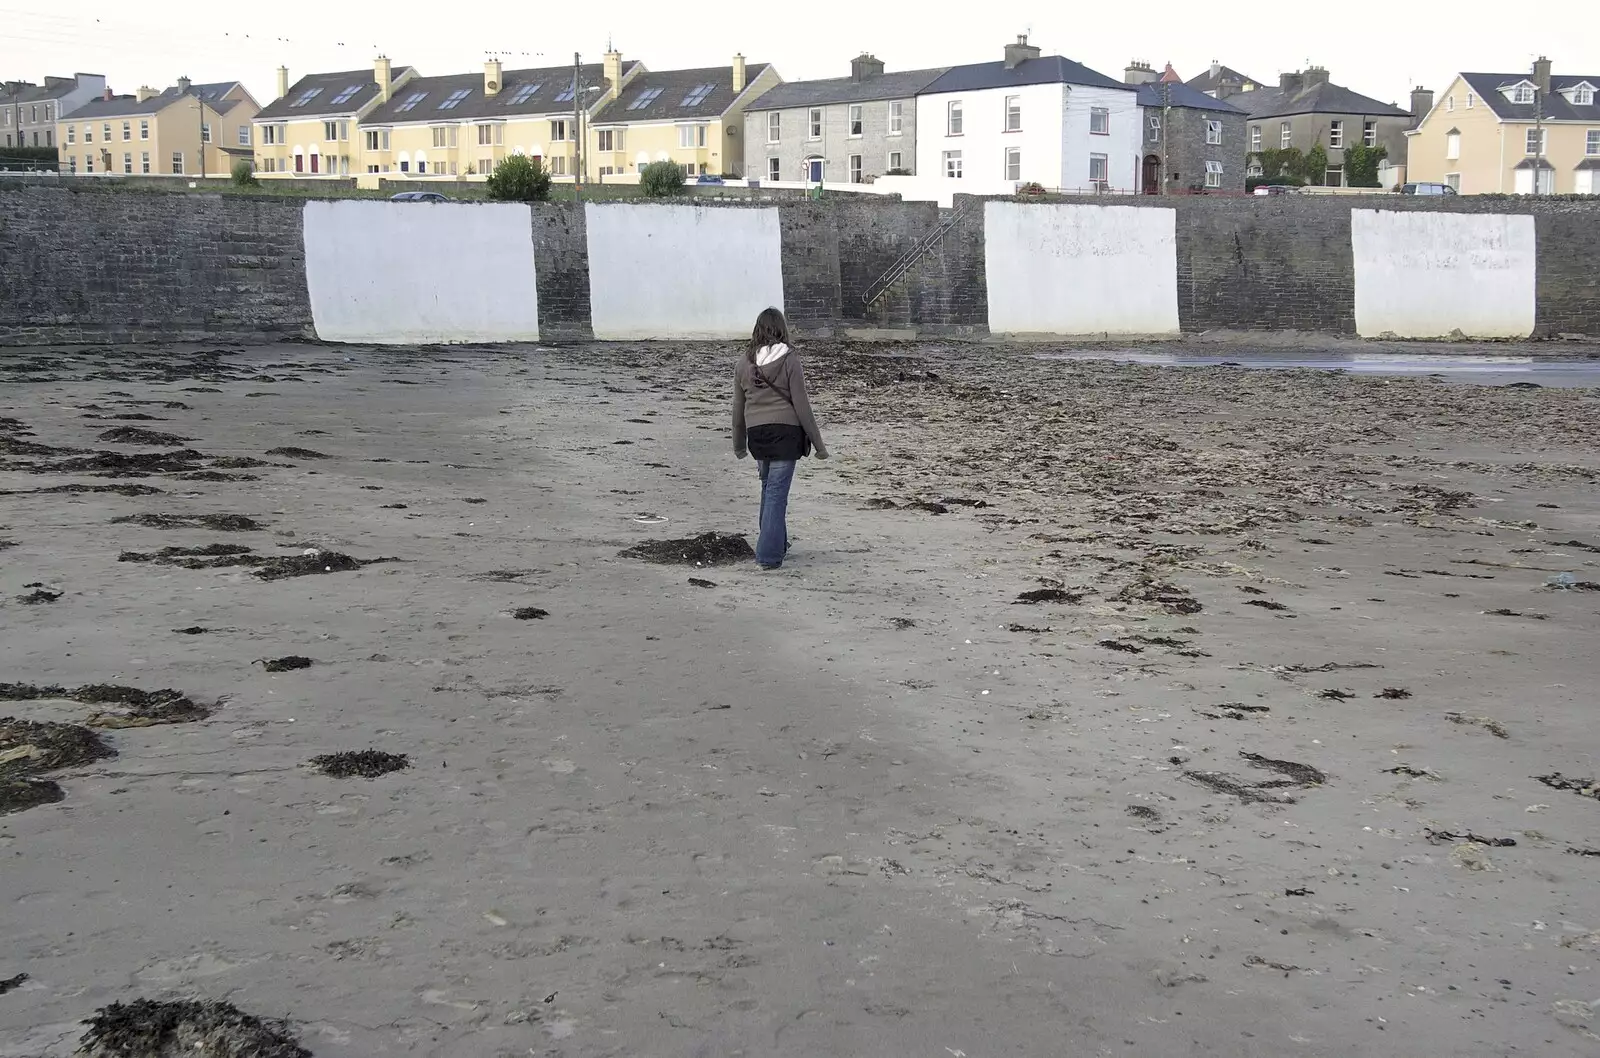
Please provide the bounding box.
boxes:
[755,342,790,367]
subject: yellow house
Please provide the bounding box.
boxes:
[1407,60,1600,194]
[55,78,258,177]
[253,58,417,177]
[357,56,643,180]
[587,54,780,179]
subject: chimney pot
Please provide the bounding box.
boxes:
[1532,56,1552,95]
[177,75,191,93]
[733,52,747,92]
[276,65,289,101]
[484,57,502,96]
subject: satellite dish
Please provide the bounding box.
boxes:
[487,80,499,91]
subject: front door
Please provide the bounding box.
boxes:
[1142,154,1160,194]
[806,158,823,183]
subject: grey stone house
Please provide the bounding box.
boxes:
[742,54,946,183]
[1124,63,1246,192]
[2,73,108,154]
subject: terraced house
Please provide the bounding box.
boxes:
[359,55,642,179]
[1408,58,1600,194]
[253,58,416,177]
[54,78,257,176]
[742,54,946,183]
[588,54,777,178]
[3,73,106,151]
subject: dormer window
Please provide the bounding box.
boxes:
[1571,83,1595,106]
[1511,83,1535,105]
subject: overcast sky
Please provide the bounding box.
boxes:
[6,2,1593,110]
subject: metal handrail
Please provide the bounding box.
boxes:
[862,204,970,306]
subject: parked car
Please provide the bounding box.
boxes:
[1251,184,1299,196]
[1399,182,1456,196]
[390,191,450,202]
[694,174,725,185]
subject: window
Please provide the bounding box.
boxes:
[1588,130,1600,155]
[1325,165,1343,186]
[849,154,862,182]
[681,83,716,107]
[67,157,75,174]
[438,88,472,110]
[84,154,93,173]
[171,151,183,174]
[262,124,276,145]
[679,125,695,148]
[339,121,348,141]
[1445,172,1460,192]
[943,150,962,178]
[1512,85,1534,105]
[1447,95,1456,111]
[947,100,963,135]
[1466,92,1475,108]
[1446,131,1461,159]
[889,101,903,134]
[141,151,150,174]
[626,87,664,110]
[1363,121,1377,147]
[44,104,51,120]
[1206,119,1221,145]
[849,104,863,136]
[291,87,324,108]
[888,150,902,170]
[1250,124,1261,151]
[1005,146,1021,181]
[1089,153,1109,185]
[102,123,111,140]
[1527,127,1545,155]
[416,160,426,174]
[698,125,707,147]
[44,130,51,147]
[1204,159,1223,188]
[432,126,458,148]
[201,123,212,144]
[504,82,538,106]
[122,121,130,140]
[238,125,250,146]
[478,157,492,174]
[66,124,75,144]
[809,107,822,138]
[1090,107,1109,135]
[1005,95,1021,132]
[554,82,576,103]
[1280,122,1292,148]
[597,128,622,151]
[1328,120,1344,148]
[84,124,92,142]
[549,155,566,176]
[364,129,390,151]
[1148,114,1160,142]
[396,91,427,113]
[767,112,780,143]
[767,157,781,181]
[549,120,567,142]
[1575,85,1595,106]
[123,152,132,174]
[320,120,336,140]
[330,84,361,106]
[30,105,37,122]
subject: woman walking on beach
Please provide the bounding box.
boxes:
[731,308,828,570]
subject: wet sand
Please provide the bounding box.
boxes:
[2,340,1598,1057]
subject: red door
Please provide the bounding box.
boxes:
[294,154,303,173]
[310,154,319,174]
[1142,154,1160,194]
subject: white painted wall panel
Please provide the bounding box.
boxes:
[1351,210,1535,339]
[585,204,784,339]
[984,201,1179,336]
[303,200,539,344]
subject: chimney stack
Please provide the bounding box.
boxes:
[1410,85,1434,120]
[102,87,113,101]
[1279,70,1304,95]
[1533,56,1552,95]
[851,53,885,82]
[732,53,747,92]
[603,47,623,101]
[276,65,289,100]
[177,75,192,94]
[484,57,502,96]
[136,85,158,103]
[1004,34,1040,70]
[1123,60,1157,85]
[1303,65,1330,88]
[375,55,392,102]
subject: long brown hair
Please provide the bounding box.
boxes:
[746,307,790,362]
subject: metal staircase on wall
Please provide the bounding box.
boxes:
[862,205,971,307]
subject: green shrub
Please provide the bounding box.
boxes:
[1342,144,1389,188]
[486,154,552,202]
[231,162,259,187]
[639,160,686,197]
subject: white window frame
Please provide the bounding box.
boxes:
[767,156,780,181]
[1526,127,1545,155]
[123,152,132,174]
[1204,159,1223,188]
[1587,129,1600,155]
[1250,124,1261,151]
[1205,119,1221,145]
[238,125,250,146]
[66,124,75,144]
[324,120,338,141]
[1004,95,1021,132]
[1445,172,1461,192]
[848,104,863,137]
[1089,152,1109,185]
[1446,131,1461,160]
[1466,92,1475,108]
[1280,122,1292,148]
[140,151,150,174]
[767,111,780,143]
[848,154,862,182]
[200,123,212,144]
[678,124,696,149]
[1004,145,1021,181]
[947,100,963,136]
[1148,114,1160,142]
[1089,107,1109,135]
[888,100,903,135]
[1328,120,1343,149]
[122,121,130,141]
[887,150,902,171]
[1575,86,1595,106]
[170,151,183,174]
[808,107,822,139]
[1363,121,1377,147]
[1513,85,1534,105]
[943,149,962,178]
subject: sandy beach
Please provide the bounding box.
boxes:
[2,339,1598,1057]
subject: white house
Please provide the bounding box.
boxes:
[914,37,1142,194]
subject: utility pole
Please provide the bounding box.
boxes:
[572,51,582,203]
[1533,60,1545,195]
[196,94,206,177]
[1159,80,1171,196]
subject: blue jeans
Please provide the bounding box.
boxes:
[756,459,796,567]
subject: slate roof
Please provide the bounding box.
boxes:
[1135,81,1246,114]
[920,55,1132,95]
[744,67,947,111]
[364,62,639,124]
[1459,72,1600,122]
[64,82,240,120]
[1238,79,1410,120]
[2,75,105,105]
[255,66,414,120]
[1183,64,1265,95]
[594,63,770,124]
